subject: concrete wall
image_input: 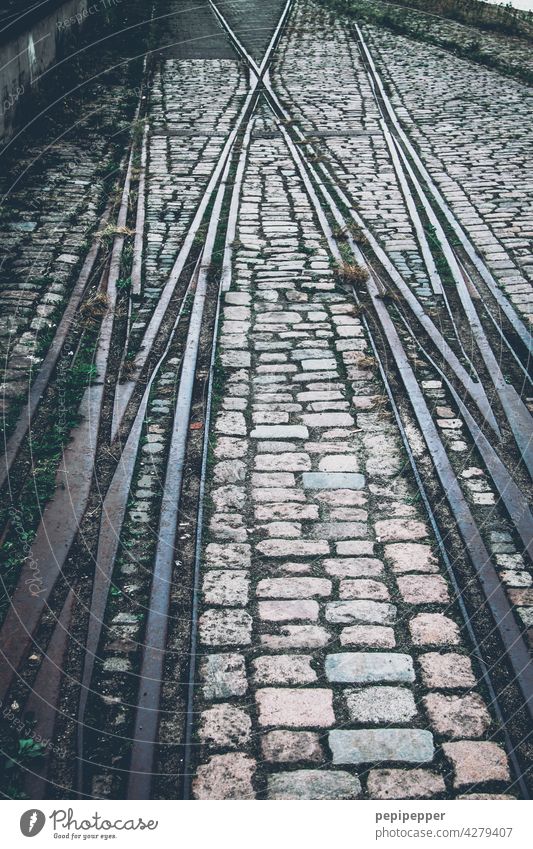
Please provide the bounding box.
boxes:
[0,0,90,143]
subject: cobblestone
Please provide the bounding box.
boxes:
[443,742,510,788]
[256,688,335,728]
[367,769,446,800]
[267,770,361,800]
[325,652,415,684]
[330,729,434,764]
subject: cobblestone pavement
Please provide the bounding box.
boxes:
[323,0,533,82]
[275,3,433,300]
[365,25,533,323]
[1,0,531,803]
[275,0,533,319]
[0,101,125,418]
[0,17,158,428]
[209,0,288,60]
[190,104,515,800]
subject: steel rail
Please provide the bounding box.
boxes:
[260,44,484,382]
[0,3,292,796]
[348,38,484,373]
[131,122,148,300]
[181,278,224,802]
[357,255,533,726]
[385,276,533,563]
[376,112,443,296]
[22,588,76,798]
[454,252,533,391]
[220,117,255,292]
[0,56,152,493]
[181,116,255,804]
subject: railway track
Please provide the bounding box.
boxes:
[0,0,531,800]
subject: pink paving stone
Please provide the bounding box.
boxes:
[251,472,296,487]
[258,600,319,622]
[214,437,247,459]
[209,512,247,542]
[336,540,376,556]
[263,521,302,538]
[202,571,249,606]
[267,770,361,800]
[211,485,245,512]
[256,688,335,728]
[301,412,354,427]
[274,561,314,575]
[330,507,368,521]
[376,520,428,543]
[345,686,417,723]
[312,521,367,540]
[192,753,256,800]
[200,653,247,699]
[252,654,317,685]
[396,574,450,604]
[443,742,510,788]
[255,503,318,520]
[256,577,332,598]
[508,588,533,605]
[254,453,311,472]
[213,460,246,483]
[340,625,396,648]
[215,411,247,436]
[261,730,324,763]
[325,600,396,625]
[351,396,376,410]
[377,501,417,519]
[409,613,461,646]
[419,653,476,688]
[318,455,360,472]
[256,539,329,558]
[261,625,331,650]
[384,542,438,573]
[339,579,390,600]
[253,489,306,505]
[457,795,516,800]
[198,704,252,748]
[367,769,446,799]
[315,490,367,507]
[198,609,252,646]
[305,440,354,453]
[324,557,384,578]
[205,542,251,569]
[423,693,491,739]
